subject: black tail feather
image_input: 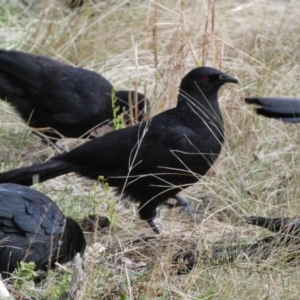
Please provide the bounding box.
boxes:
[0,160,76,186]
[246,216,290,233]
[245,97,300,123]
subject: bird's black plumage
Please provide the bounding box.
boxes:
[180,219,300,272]
[0,67,239,233]
[245,97,300,123]
[0,49,147,140]
[246,216,300,237]
[0,183,86,277]
[210,216,300,264]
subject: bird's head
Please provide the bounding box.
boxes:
[65,217,86,256]
[179,67,239,97]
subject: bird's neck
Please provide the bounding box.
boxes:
[176,90,222,126]
[175,89,224,162]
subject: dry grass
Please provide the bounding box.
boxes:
[1,0,300,299]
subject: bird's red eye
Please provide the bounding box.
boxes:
[202,76,209,82]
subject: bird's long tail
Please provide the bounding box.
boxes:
[0,160,77,186]
[211,238,274,262]
[246,216,289,233]
[245,97,300,123]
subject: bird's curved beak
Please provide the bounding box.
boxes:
[219,73,239,84]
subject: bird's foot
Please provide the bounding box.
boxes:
[164,194,204,221]
[147,219,161,235]
[164,194,205,214]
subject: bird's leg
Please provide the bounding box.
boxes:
[164,194,188,208]
[174,194,191,207]
[164,194,203,221]
[175,194,199,219]
[138,201,161,234]
[164,194,196,211]
[147,219,160,234]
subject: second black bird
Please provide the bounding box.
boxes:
[0,67,239,233]
[0,183,86,277]
[0,49,147,140]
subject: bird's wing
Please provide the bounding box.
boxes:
[60,112,201,175]
[0,50,113,123]
[42,67,114,122]
[0,184,65,238]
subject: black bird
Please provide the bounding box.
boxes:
[178,217,300,272]
[0,183,86,277]
[210,216,300,264]
[246,216,300,238]
[0,67,239,234]
[0,49,147,141]
[245,97,300,123]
